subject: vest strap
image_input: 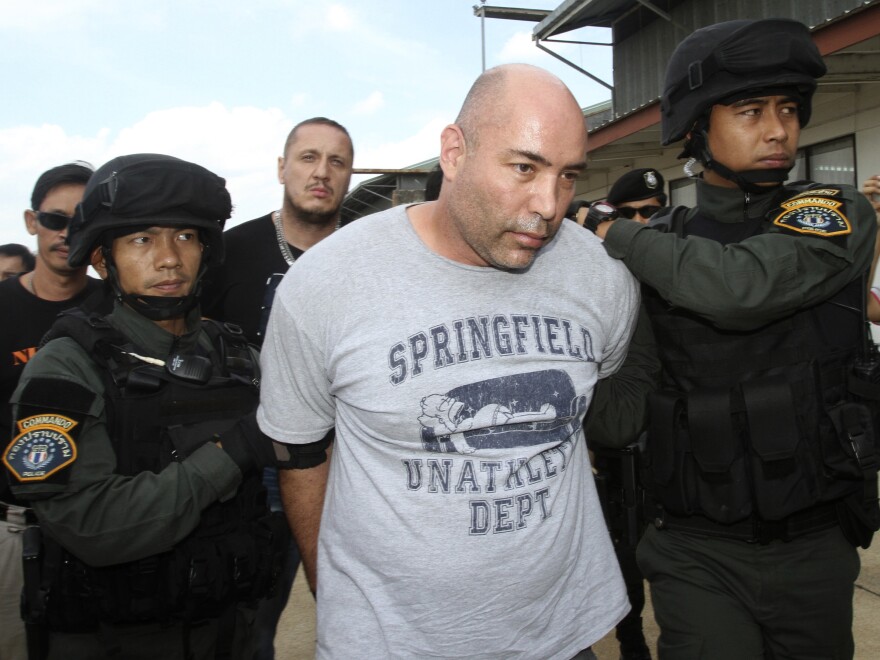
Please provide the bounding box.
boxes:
[648,391,684,483]
[658,501,839,544]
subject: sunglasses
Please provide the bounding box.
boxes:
[36,211,74,231]
[616,205,662,220]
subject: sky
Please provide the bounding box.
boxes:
[0,0,614,249]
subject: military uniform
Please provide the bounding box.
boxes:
[602,177,878,659]
[1,152,291,659]
[3,300,286,659]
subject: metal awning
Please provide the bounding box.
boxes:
[533,0,631,36]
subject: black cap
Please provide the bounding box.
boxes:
[607,168,667,206]
[661,18,826,146]
[69,154,231,268]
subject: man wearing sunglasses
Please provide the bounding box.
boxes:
[587,166,666,660]
[606,168,667,225]
[593,173,668,660]
[0,162,101,660]
[0,163,101,427]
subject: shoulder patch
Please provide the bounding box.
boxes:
[772,193,851,237]
[3,414,78,482]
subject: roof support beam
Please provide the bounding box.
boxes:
[534,41,614,90]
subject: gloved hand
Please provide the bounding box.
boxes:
[583,201,619,233]
[219,413,277,474]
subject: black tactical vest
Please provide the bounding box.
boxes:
[38,310,287,631]
[643,184,879,532]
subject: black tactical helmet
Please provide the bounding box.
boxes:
[70,154,232,322]
[69,153,231,268]
[660,18,827,146]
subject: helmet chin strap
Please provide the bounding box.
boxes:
[691,127,791,193]
[101,247,204,322]
[120,292,198,322]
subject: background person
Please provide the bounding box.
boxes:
[0,162,99,660]
[606,168,667,225]
[202,117,353,660]
[203,117,353,345]
[259,63,642,659]
[0,243,35,280]
[589,166,669,660]
[0,163,101,438]
[595,18,878,659]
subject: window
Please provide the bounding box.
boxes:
[790,135,855,186]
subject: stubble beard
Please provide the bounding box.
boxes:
[285,192,341,227]
[517,213,544,234]
[447,189,543,271]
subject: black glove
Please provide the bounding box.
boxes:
[219,413,277,474]
[583,201,619,233]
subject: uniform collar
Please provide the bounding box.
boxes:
[695,178,781,224]
[108,302,203,358]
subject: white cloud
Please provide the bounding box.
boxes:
[497,31,541,63]
[354,117,446,174]
[0,106,452,248]
[108,103,290,171]
[104,103,293,227]
[325,4,355,31]
[0,105,449,248]
[351,91,384,116]
[0,103,297,247]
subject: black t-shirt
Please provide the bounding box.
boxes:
[1,275,103,503]
[201,214,304,347]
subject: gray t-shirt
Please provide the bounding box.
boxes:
[258,205,639,659]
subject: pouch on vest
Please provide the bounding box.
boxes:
[688,387,752,524]
[646,389,752,522]
[743,375,818,520]
[826,401,877,480]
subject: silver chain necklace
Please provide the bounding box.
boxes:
[272,210,298,266]
[272,209,342,266]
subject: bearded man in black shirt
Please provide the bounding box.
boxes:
[202,117,353,660]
